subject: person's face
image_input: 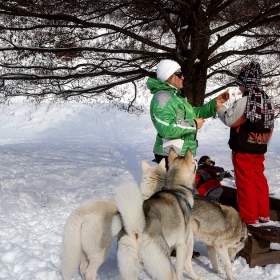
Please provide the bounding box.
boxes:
[239,86,246,94]
[166,68,184,89]
[205,158,211,165]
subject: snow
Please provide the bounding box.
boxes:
[0,98,280,280]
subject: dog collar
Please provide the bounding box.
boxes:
[180,184,195,194]
[176,194,193,212]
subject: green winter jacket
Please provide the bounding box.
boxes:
[147,78,217,156]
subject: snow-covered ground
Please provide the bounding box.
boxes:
[0,98,280,280]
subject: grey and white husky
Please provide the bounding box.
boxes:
[113,148,204,280]
[191,195,247,280]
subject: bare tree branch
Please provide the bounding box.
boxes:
[0,0,279,109]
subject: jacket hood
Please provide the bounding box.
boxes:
[147,78,181,96]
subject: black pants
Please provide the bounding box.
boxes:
[154,154,169,170]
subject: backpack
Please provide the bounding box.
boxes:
[195,168,223,200]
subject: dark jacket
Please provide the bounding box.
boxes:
[217,96,273,154]
[229,120,273,154]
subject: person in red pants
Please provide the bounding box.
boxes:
[217,61,274,224]
[232,152,270,224]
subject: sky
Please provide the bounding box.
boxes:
[0,96,280,280]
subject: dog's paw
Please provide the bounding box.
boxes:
[190,274,206,280]
[188,272,206,280]
[216,267,226,276]
[196,276,206,280]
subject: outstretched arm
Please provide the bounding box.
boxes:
[217,97,247,127]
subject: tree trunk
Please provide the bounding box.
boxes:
[182,60,209,106]
[178,12,211,107]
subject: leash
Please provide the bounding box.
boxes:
[180,184,195,194]
[176,184,194,212]
[176,194,193,212]
[162,184,194,212]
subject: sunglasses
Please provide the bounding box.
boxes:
[173,72,184,79]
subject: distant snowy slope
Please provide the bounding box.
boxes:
[0,98,280,280]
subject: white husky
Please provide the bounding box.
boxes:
[61,159,166,280]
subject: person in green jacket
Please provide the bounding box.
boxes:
[148,59,229,169]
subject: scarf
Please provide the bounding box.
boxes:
[245,87,274,129]
[236,61,274,129]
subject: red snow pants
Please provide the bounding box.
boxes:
[232,151,270,224]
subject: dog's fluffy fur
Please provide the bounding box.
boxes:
[61,152,247,280]
[191,195,247,280]
[61,159,166,280]
[114,148,204,280]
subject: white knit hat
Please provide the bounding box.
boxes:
[156,59,181,81]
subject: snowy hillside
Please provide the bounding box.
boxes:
[0,99,280,280]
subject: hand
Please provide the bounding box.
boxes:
[216,100,226,111]
[194,118,205,129]
[216,89,229,103]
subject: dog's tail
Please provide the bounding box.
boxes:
[61,207,84,280]
[115,183,146,279]
[115,183,146,236]
[111,213,122,237]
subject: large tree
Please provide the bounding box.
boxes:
[0,0,279,109]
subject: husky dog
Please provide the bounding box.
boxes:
[61,159,166,280]
[114,148,205,280]
[62,153,247,280]
[191,195,248,280]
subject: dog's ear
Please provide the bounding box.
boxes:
[184,148,197,173]
[158,158,166,171]
[184,148,194,162]
[185,148,193,157]
[141,161,150,172]
[168,147,178,166]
